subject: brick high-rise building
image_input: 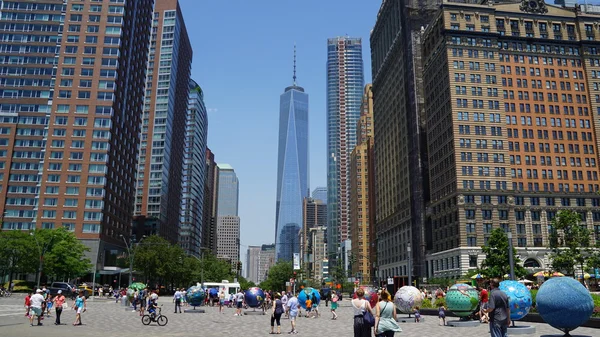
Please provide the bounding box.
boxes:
[0,0,154,270]
[202,148,219,255]
[422,0,600,277]
[350,84,374,284]
[134,0,192,245]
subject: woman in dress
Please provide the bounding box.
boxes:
[351,288,373,337]
[375,289,402,337]
[330,292,338,320]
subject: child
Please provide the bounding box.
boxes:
[438,305,446,326]
[330,293,338,320]
[46,294,53,317]
[148,298,158,319]
[305,297,312,318]
[24,292,32,318]
[414,306,421,323]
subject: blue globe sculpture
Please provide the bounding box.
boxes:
[298,287,320,309]
[446,283,479,318]
[244,287,265,308]
[536,277,594,334]
[499,280,532,320]
[186,285,206,307]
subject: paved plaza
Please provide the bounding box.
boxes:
[0,296,597,337]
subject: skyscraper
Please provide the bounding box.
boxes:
[326,37,365,263]
[246,245,261,283]
[179,79,208,257]
[216,164,239,216]
[301,198,327,280]
[311,187,327,204]
[421,0,600,277]
[275,48,309,261]
[216,164,240,268]
[202,149,219,255]
[258,244,276,284]
[134,0,192,245]
[0,0,154,270]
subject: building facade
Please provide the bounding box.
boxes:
[301,197,327,270]
[216,163,238,217]
[422,0,600,278]
[134,0,192,245]
[370,0,439,285]
[275,51,309,262]
[326,37,365,263]
[307,226,327,281]
[350,84,374,284]
[179,79,208,257]
[216,164,239,266]
[202,148,219,255]
[0,0,154,269]
[312,187,327,204]
[246,245,261,283]
[258,244,276,284]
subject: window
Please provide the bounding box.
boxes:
[469,255,478,267]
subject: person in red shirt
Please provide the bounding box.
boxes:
[478,286,489,323]
[24,292,31,317]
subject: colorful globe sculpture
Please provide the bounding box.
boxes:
[536,277,594,334]
[126,288,135,301]
[354,286,376,302]
[298,287,321,309]
[394,286,424,314]
[244,287,265,308]
[499,280,532,320]
[445,283,479,317]
[185,285,206,307]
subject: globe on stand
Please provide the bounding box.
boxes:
[394,286,424,314]
[536,277,594,336]
[298,287,320,309]
[499,280,532,320]
[445,283,479,318]
[186,285,206,307]
[244,287,265,309]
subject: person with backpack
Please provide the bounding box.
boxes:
[270,293,284,334]
[138,287,147,317]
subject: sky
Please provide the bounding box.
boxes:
[178,0,382,262]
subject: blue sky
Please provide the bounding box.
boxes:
[179,0,381,258]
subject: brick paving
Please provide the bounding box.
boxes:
[0,296,597,337]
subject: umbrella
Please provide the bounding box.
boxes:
[471,273,483,279]
[533,271,548,277]
[129,282,146,290]
[551,272,564,277]
[577,273,591,279]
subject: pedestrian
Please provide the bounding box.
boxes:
[218,287,226,314]
[138,287,147,316]
[374,289,402,337]
[305,295,312,318]
[53,290,66,325]
[29,289,45,326]
[24,292,31,318]
[46,294,53,317]
[235,289,244,316]
[281,292,289,318]
[181,288,188,307]
[438,304,446,326]
[485,278,511,337]
[72,291,87,326]
[270,293,284,334]
[99,287,103,299]
[311,293,319,318]
[478,285,490,323]
[286,292,299,334]
[330,292,339,320]
[173,288,182,313]
[132,289,139,312]
[351,288,374,337]
[414,306,421,323]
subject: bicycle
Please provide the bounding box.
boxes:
[0,289,11,297]
[141,306,168,326]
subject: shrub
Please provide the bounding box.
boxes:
[421,298,433,309]
[3,280,35,292]
[434,297,446,308]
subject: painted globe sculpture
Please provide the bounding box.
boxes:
[244,287,265,308]
[446,283,479,317]
[354,286,376,302]
[185,285,206,307]
[126,288,135,301]
[536,277,594,334]
[394,286,424,314]
[499,280,532,320]
[298,287,321,309]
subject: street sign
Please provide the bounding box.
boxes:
[387,278,393,285]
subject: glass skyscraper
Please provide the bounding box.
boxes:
[275,58,309,262]
[217,164,239,216]
[326,37,364,262]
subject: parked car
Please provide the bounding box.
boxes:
[48,282,78,299]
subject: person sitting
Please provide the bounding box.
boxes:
[147,299,158,319]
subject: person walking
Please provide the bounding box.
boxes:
[330,292,338,320]
[311,293,319,318]
[45,294,53,317]
[24,292,31,318]
[173,288,183,313]
[485,278,511,337]
[286,292,299,334]
[138,287,147,317]
[29,289,45,326]
[72,291,87,326]
[374,289,402,337]
[270,293,284,334]
[351,288,374,337]
[281,292,289,319]
[235,289,244,316]
[53,290,66,325]
[218,287,226,314]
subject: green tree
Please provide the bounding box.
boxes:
[132,235,173,285]
[549,210,592,276]
[480,228,527,279]
[200,253,234,283]
[237,275,256,291]
[260,261,292,291]
[0,230,37,286]
[42,228,91,280]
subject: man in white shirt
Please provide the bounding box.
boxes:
[235,290,244,316]
[29,289,45,326]
[173,289,182,313]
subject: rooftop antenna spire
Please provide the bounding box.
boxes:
[293,43,297,86]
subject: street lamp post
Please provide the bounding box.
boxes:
[407,243,412,287]
[507,232,515,280]
[120,234,145,286]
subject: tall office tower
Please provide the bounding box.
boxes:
[326,37,365,264]
[134,0,192,245]
[179,80,208,257]
[246,245,261,283]
[258,244,276,283]
[307,226,327,281]
[301,197,327,273]
[275,48,309,262]
[216,164,239,266]
[311,187,327,204]
[202,148,219,255]
[0,0,154,269]
[350,84,374,284]
[370,0,439,286]
[422,0,600,278]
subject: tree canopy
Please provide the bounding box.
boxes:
[259,261,292,291]
[480,228,526,279]
[549,210,592,276]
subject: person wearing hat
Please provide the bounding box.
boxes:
[53,290,66,325]
[29,289,45,326]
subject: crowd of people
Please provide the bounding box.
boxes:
[23,286,86,327]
